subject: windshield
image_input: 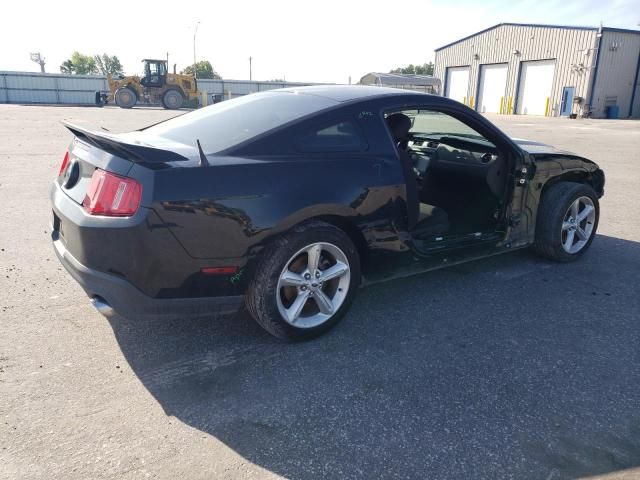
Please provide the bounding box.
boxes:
[144,91,339,153]
[407,110,486,140]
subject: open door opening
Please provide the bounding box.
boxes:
[385,109,510,250]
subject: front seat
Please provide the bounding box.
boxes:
[386,114,449,236]
[386,113,419,229]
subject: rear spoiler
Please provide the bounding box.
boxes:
[63,122,189,163]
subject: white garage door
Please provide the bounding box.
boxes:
[516,60,556,115]
[445,67,470,105]
[477,64,508,113]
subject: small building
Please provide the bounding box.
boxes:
[434,23,640,118]
[359,72,441,94]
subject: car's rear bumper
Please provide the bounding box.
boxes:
[52,231,244,321]
[51,177,248,306]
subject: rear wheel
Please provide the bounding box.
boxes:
[162,89,184,109]
[246,221,360,340]
[534,182,599,262]
[114,87,137,109]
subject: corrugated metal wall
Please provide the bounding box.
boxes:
[434,25,599,117]
[196,78,313,103]
[634,74,640,117]
[0,72,109,104]
[592,31,640,118]
[0,71,316,105]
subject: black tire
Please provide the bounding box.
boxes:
[534,182,599,262]
[246,221,361,341]
[162,89,184,109]
[115,87,137,109]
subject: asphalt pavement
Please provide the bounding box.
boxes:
[1,105,639,479]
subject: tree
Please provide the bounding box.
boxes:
[59,60,74,74]
[181,60,221,79]
[94,54,124,76]
[390,62,434,76]
[30,52,46,73]
[59,52,98,75]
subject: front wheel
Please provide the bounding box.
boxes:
[534,182,599,262]
[246,221,361,341]
[114,87,137,109]
[162,89,184,109]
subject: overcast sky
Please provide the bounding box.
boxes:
[1,0,638,83]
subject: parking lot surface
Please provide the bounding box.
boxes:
[1,105,640,480]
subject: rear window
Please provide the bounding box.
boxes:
[144,91,338,153]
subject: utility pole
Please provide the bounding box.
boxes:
[193,20,200,79]
[30,52,46,73]
[249,56,252,81]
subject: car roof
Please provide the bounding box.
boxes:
[276,84,430,102]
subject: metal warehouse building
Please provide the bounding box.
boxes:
[434,23,640,118]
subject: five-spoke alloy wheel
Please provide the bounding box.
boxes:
[561,196,596,254]
[247,221,360,340]
[535,182,600,262]
[276,242,351,328]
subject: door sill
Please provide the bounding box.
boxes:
[411,230,503,254]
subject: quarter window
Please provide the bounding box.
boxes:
[296,121,367,153]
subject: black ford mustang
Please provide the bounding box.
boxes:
[51,86,604,340]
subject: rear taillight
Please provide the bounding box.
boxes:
[58,151,70,176]
[82,169,142,217]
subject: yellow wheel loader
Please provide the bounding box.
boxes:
[95,59,199,109]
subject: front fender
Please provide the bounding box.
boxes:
[518,153,604,245]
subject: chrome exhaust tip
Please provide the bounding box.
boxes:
[90,296,114,318]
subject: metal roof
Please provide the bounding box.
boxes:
[435,22,640,52]
[359,72,440,86]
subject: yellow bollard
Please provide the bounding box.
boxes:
[544,97,550,116]
[469,96,475,109]
[201,90,208,107]
[499,96,504,114]
[508,97,513,114]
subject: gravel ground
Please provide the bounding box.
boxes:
[1,105,639,480]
